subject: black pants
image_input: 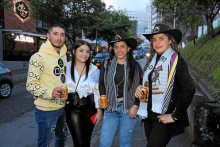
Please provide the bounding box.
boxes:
[66,105,95,147]
[143,118,172,147]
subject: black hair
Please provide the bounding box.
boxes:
[48,23,65,34]
[71,40,92,82]
[108,41,137,88]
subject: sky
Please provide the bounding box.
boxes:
[102,0,151,11]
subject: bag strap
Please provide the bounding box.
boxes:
[75,65,86,92]
[104,58,108,69]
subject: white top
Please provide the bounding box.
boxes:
[66,61,100,108]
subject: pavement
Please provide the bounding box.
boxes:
[1,60,204,147]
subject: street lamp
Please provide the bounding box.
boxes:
[95,24,98,53]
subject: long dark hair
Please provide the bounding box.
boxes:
[109,41,137,88]
[71,40,91,82]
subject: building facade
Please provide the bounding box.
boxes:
[0,0,46,64]
[126,6,151,45]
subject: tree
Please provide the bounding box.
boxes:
[30,0,106,45]
[84,9,132,42]
[30,0,134,47]
[153,0,203,43]
[153,0,220,39]
[0,0,11,9]
[193,0,220,38]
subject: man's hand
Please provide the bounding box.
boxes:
[52,87,65,98]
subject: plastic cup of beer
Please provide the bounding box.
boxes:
[60,86,68,100]
[139,86,148,102]
[100,95,108,108]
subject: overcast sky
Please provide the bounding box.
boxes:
[102,0,151,11]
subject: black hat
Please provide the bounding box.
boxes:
[142,24,182,44]
[109,37,137,50]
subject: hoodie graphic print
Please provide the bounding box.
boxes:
[26,40,67,111]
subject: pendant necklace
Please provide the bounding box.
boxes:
[115,76,125,97]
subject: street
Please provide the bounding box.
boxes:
[0,81,37,147]
[0,83,34,124]
[0,58,207,147]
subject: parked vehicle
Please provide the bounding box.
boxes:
[91,52,110,68]
[133,50,140,60]
[137,50,144,58]
[137,46,149,57]
[0,62,14,98]
[67,50,72,62]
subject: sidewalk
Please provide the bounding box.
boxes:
[66,116,192,147]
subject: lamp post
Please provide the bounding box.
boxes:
[173,4,176,29]
[95,24,98,53]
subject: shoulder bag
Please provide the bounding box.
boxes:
[65,65,85,110]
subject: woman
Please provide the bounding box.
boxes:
[65,40,102,147]
[99,35,142,147]
[135,24,195,147]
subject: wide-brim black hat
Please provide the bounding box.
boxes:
[142,24,182,44]
[109,38,137,49]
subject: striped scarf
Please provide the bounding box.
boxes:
[137,48,178,118]
[104,57,140,113]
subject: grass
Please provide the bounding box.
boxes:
[181,25,220,90]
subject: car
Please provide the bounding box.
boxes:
[91,52,110,68]
[138,46,149,57]
[66,50,72,62]
[0,62,14,98]
[137,50,144,58]
[133,50,140,60]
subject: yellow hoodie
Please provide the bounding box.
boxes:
[26,40,67,111]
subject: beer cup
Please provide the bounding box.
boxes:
[139,86,148,102]
[60,86,68,100]
[100,95,108,108]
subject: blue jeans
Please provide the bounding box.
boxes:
[35,108,67,147]
[99,104,138,147]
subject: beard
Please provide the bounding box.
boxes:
[49,39,64,49]
[51,42,63,49]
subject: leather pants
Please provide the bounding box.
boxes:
[66,105,95,147]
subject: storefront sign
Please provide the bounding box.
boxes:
[14,1,30,22]
[14,35,34,43]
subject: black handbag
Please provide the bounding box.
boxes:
[65,93,97,116]
[65,65,85,110]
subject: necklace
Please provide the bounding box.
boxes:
[115,76,125,97]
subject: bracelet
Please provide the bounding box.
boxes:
[171,114,177,122]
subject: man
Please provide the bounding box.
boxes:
[26,24,67,147]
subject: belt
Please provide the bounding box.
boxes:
[117,97,123,105]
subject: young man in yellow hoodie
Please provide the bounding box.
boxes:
[26,24,67,147]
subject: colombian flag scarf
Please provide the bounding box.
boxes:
[137,48,178,118]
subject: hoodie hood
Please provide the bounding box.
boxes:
[39,40,67,57]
